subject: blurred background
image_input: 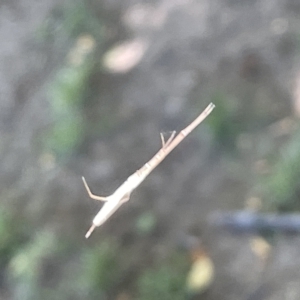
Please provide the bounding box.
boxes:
[1,0,300,299]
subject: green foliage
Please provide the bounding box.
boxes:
[204,91,240,149]
[45,61,91,159]
[51,63,92,111]
[44,33,97,160]
[39,0,108,161]
[8,233,121,300]
[78,239,121,296]
[45,112,84,157]
[36,0,104,42]
[136,253,189,300]
[261,127,300,211]
[0,210,28,268]
[135,211,157,236]
[61,0,104,40]
[8,230,62,300]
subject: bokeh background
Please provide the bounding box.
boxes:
[1,0,300,299]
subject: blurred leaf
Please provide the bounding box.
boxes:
[44,112,84,158]
[206,91,240,149]
[186,252,214,294]
[102,39,147,73]
[44,39,94,160]
[250,236,271,263]
[78,239,121,294]
[8,230,59,300]
[0,209,28,267]
[135,212,157,236]
[61,0,104,40]
[137,254,189,300]
[261,126,300,211]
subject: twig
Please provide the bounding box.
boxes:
[83,103,215,238]
[209,211,300,233]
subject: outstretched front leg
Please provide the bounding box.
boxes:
[82,177,108,201]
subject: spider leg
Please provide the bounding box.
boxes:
[85,224,96,239]
[160,132,166,147]
[163,131,176,148]
[82,177,108,201]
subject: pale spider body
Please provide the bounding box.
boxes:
[83,103,215,238]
